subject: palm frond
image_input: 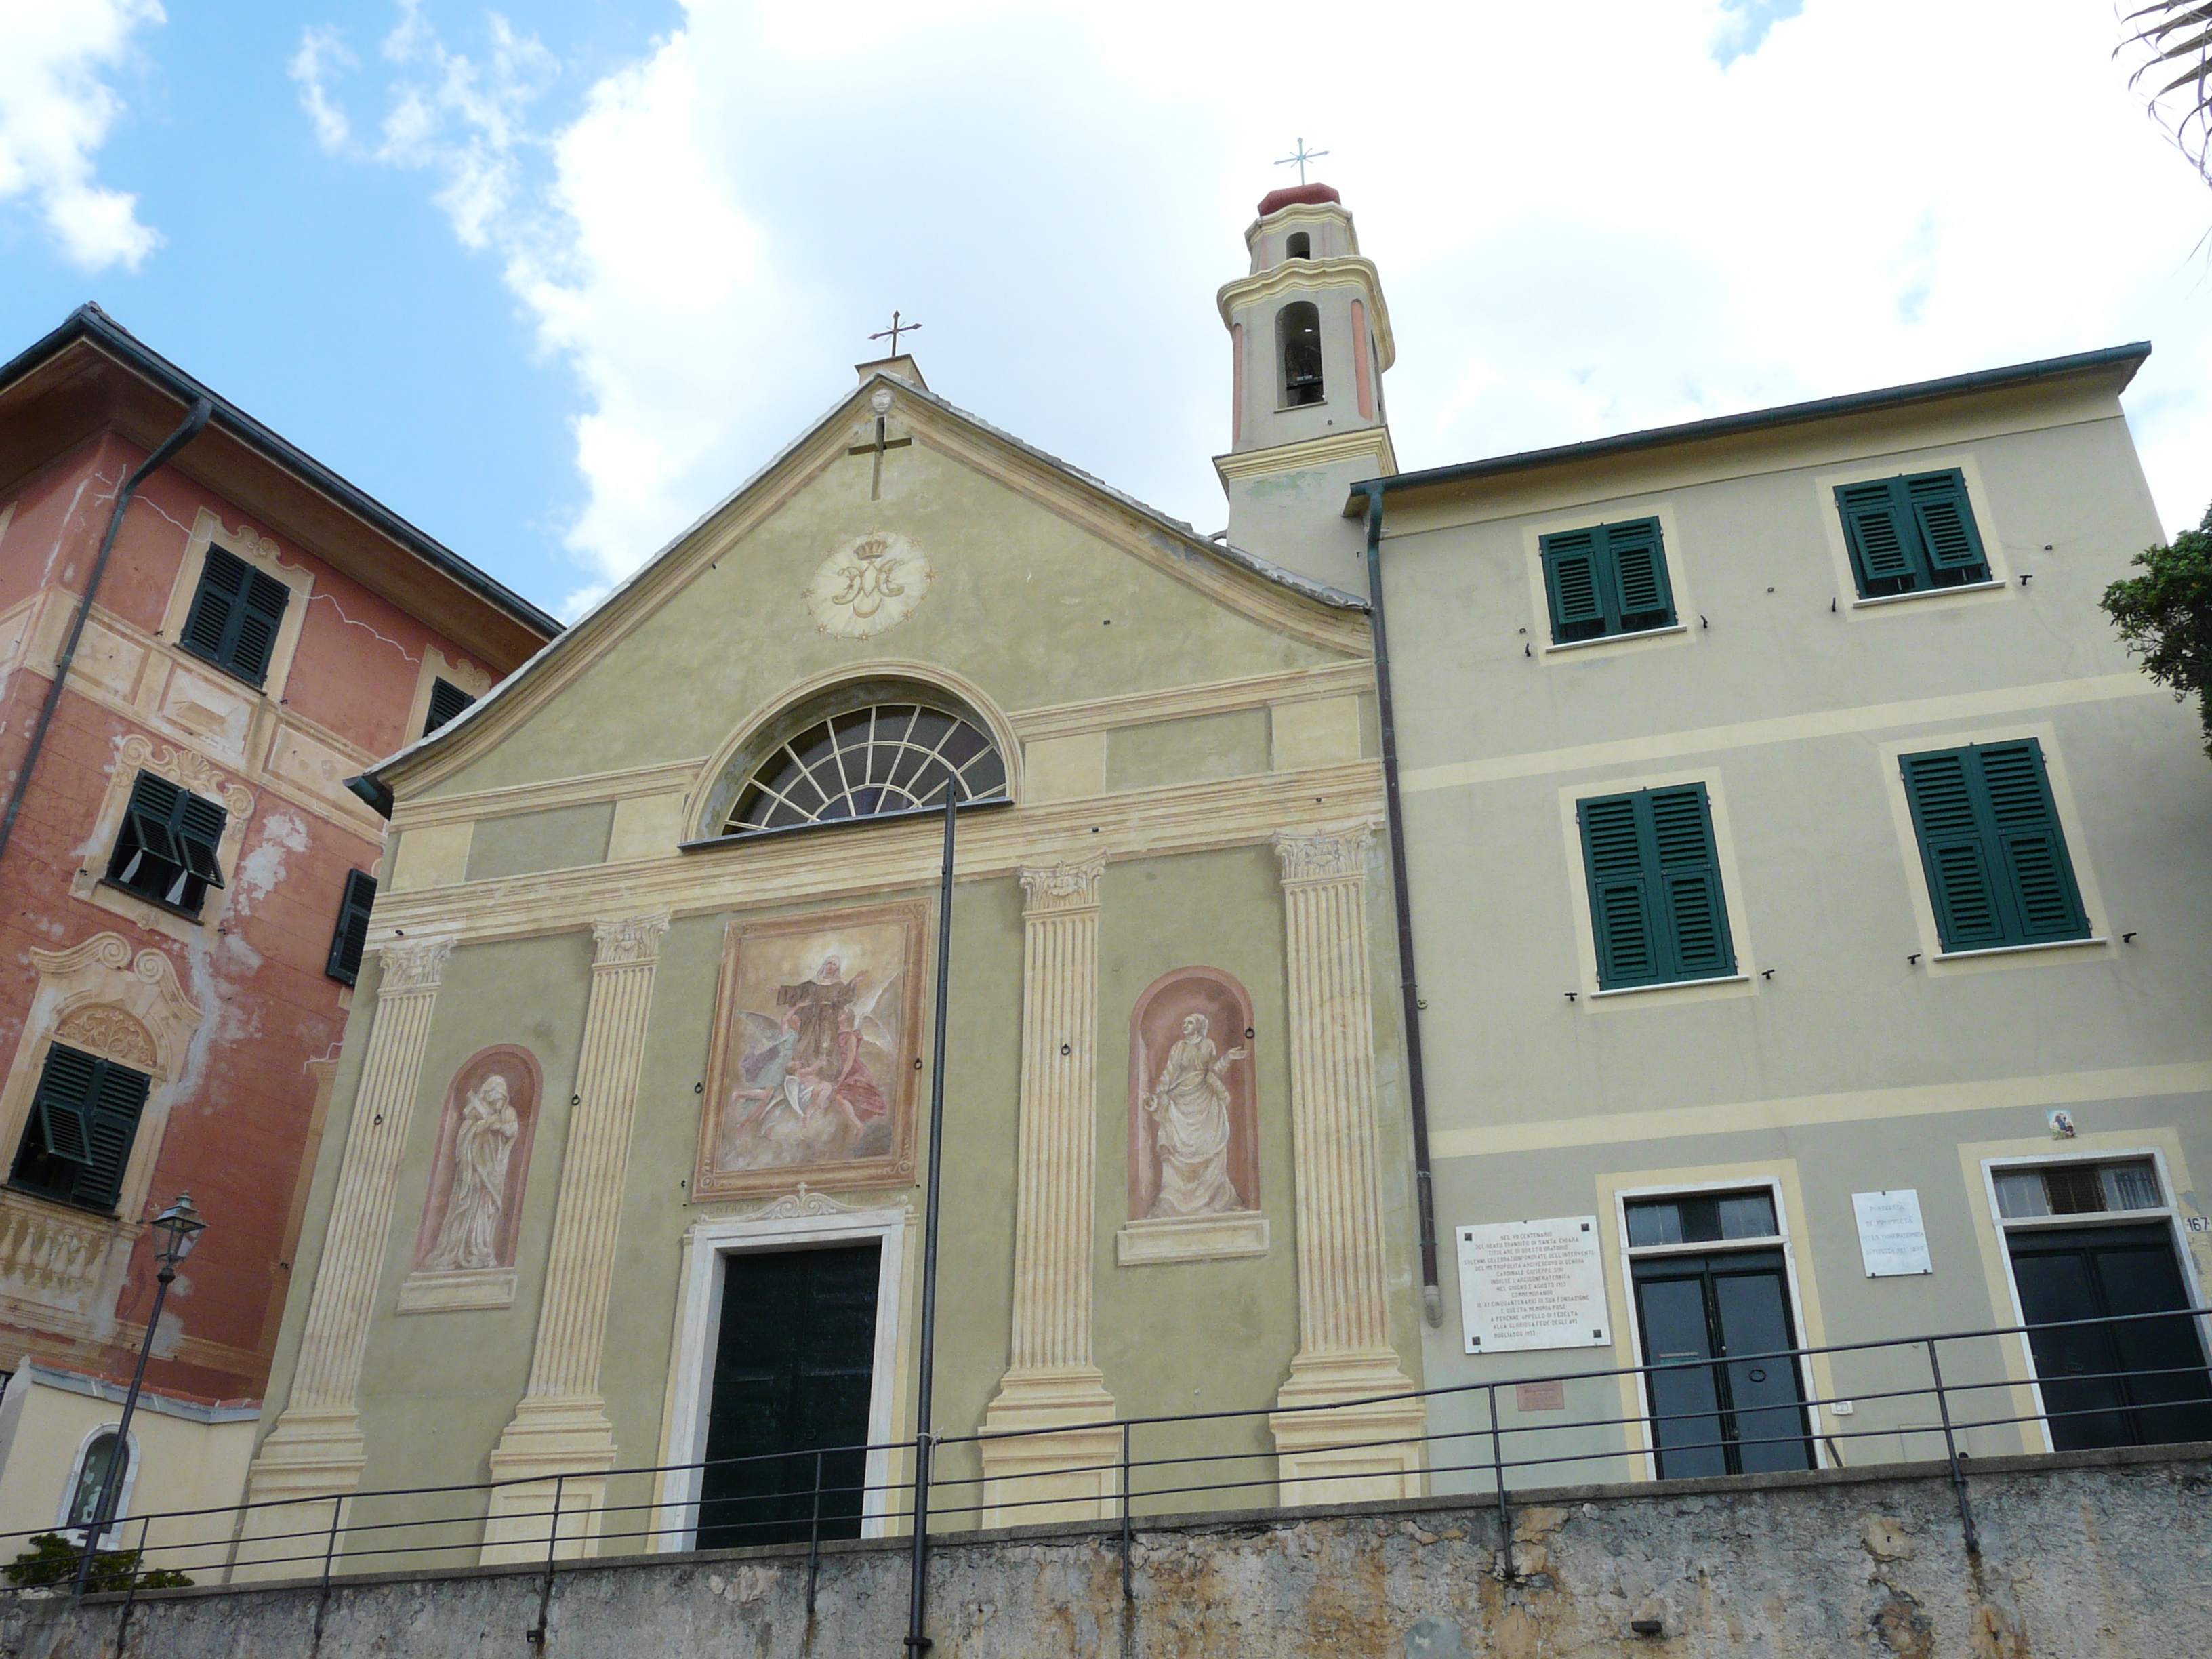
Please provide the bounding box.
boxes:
[2119,0,2212,186]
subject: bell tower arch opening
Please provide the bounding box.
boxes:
[1277,302,1324,407]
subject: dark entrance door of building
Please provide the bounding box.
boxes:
[697,1242,880,1549]
[1633,1249,1814,1479]
[2008,1222,2212,1450]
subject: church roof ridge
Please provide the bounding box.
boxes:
[356,370,1366,804]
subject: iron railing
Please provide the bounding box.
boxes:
[7,1304,2209,1634]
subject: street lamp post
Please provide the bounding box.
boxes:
[71,1193,206,1601]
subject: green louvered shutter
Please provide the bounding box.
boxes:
[15,1045,150,1213]
[1581,794,1658,986]
[327,869,377,985]
[1975,741,2088,941]
[27,1045,98,1165]
[180,547,290,684]
[176,792,228,887]
[77,1061,150,1214]
[1900,750,2004,949]
[423,677,475,736]
[114,773,186,884]
[1604,520,1675,632]
[1647,785,1734,977]
[1542,529,1607,642]
[1906,471,1986,576]
[1837,481,1915,593]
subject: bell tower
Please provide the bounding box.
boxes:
[1214,182,1396,590]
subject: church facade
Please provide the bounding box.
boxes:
[242,190,1431,1569]
[239,176,2211,1576]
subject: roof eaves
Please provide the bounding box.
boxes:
[0,305,561,638]
[1343,341,2154,514]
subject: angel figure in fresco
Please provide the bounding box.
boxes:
[718,956,903,1172]
[1142,1013,1248,1218]
[424,1073,520,1271]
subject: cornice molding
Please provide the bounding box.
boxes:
[1214,428,1399,488]
[394,760,703,832]
[1216,257,1395,369]
[367,761,1387,947]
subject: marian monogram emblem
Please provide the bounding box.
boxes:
[805,532,933,640]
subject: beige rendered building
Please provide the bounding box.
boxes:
[1359,343,2212,1488]
[241,278,1432,1568]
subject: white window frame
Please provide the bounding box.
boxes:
[651,1203,909,1551]
[56,1422,140,1539]
[1612,1176,1826,1479]
[1979,1147,2210,1454]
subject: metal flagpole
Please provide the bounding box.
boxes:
[904,780,959,1654]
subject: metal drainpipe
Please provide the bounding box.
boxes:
[1360,485,1443,1327]
[0,397,215,871]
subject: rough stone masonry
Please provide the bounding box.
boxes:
[5,1446,2207,1657]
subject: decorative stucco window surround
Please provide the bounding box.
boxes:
[651,1193,913,1551]
[0,933,201,1341]
[157,510,314,701]
[69,735,255,946]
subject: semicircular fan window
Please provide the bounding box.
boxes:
[723,703,1006,834]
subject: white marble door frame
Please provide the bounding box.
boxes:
[651,1202,911,1549]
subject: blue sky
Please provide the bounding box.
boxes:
[5,1,2209,620]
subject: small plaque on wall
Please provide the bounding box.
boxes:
[1852,1189,1933,1277]
[1457,1216,1611,1355]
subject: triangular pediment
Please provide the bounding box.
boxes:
[377,375,1370,805]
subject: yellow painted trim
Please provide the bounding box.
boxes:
[1954,1128,2201,1455]
[1593,1160,1838,1480]
[1402,672,2158,794]
[1555,765,1761,1005]
[1522,500,1700,667]
[1872,720,2114,975]
[1431,1062,2212,1158]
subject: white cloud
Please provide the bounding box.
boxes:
[304,0,2212,612]
[0,0,164,271]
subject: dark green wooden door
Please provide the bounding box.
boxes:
[2009,1223,2212,1450]
[698,1243,880,1549]
[1632,1248,1814,1479]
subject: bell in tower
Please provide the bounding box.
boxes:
[1213,182,1397,588]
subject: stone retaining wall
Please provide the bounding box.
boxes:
[5,1446,2207,1657]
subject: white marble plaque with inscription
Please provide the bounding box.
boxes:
[1852,1189,1932,1277]
[1456,1216,1611,1355]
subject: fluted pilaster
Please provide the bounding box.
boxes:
[1267,824,1422,1504]
[234,936,455,1570]
[979,855,1118,1524]
[483,912,670,1561]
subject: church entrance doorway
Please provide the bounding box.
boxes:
[697,1242,882,1549]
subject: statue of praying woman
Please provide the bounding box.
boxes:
[424,1072,520,1271]
[1142,1013,1248,1218]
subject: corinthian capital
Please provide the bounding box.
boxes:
[592,912,672,966]
[1270,822,1374,884]
[1019,853,1107,916]
[375,935,456,993]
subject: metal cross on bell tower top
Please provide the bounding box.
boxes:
[1275,138,1329,186]
[869,310,922,356]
